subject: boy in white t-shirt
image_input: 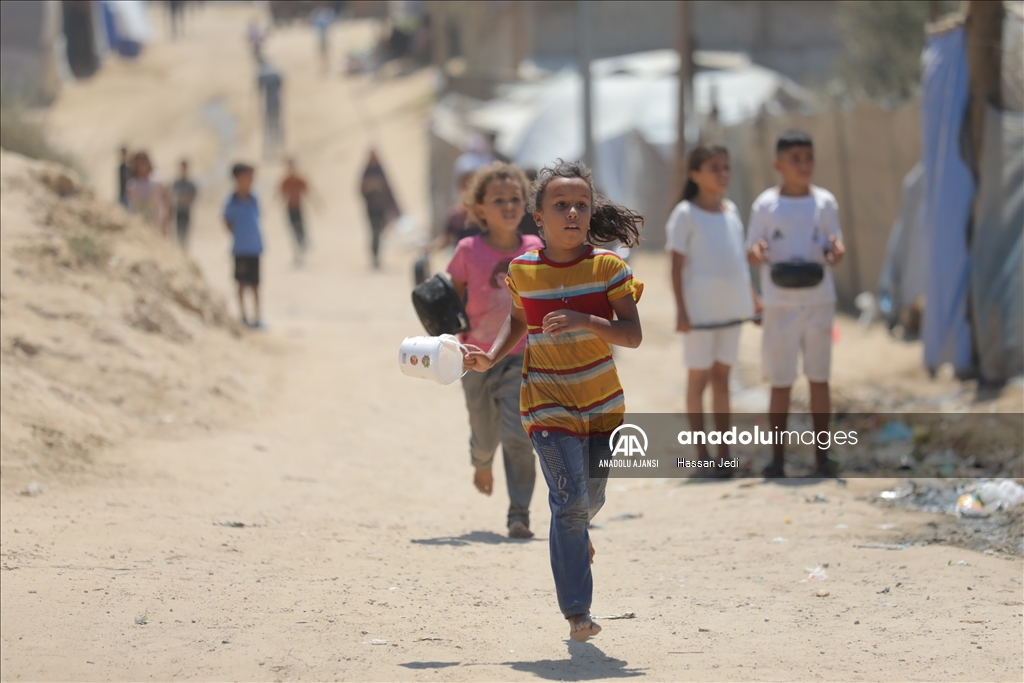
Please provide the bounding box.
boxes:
[668,145,759,474]
[746,130,846,478]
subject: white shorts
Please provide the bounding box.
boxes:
[762,303,835,387]
[683,325,742,370]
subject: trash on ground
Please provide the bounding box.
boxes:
[19,482,45,497]
[801,566,828,582]
[976,480,1024,510]
[364,639,388,645]
[134,615,148,625]
[594,612,636,620]
[956,492,989,517]
[215,521,248,528]
[875,421,913,444]
[816,589,830,597]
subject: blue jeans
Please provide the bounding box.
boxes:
[530,430,610,618]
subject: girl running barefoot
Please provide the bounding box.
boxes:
[464,160,643,642]
[448,163,542,538]
[667,145,760,474]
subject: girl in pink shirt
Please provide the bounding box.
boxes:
[447,163,543,539]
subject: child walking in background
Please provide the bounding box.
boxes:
[223,163,264,328]
[171,159,197,249]
[359,149,400,269]
[126,151,169,236]
[447,163,543,539]
[465,160,644,642]
[279,158,311,266]
[667,145,759,472]
[746,130,845,478]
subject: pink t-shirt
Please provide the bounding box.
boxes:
[446,233,544,355]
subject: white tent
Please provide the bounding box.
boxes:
[431,50,811,248]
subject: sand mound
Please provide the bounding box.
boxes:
[0,150,266,485]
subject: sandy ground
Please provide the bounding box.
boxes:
[2,5,1022,682]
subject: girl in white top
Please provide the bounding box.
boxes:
[667,145,761,470]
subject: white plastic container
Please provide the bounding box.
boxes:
[398,334,467,385]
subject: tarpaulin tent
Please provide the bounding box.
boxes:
[970,104,1024,383]
[63,0,110,79]
[101,0,152,58]
[920,25,975,377]
[431,50,811,249]
[879,163,928,330]
[0,1,64,104]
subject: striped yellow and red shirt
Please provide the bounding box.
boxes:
[506,246,643,438]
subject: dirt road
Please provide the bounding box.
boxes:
[2,6,1022,681]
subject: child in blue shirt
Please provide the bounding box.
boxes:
[223,163,264,328]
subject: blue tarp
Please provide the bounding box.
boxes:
[879,163,927,329]
[101,1,151,58]
[970,104,1024,383]
[920,27,975,375]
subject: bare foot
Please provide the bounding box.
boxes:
[473,469,493,496]
[589,539,595,565]
[508,521,534,539]
[568,614,601,642]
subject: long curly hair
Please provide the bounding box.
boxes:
[462,162,529,229]
[528,159,643,247]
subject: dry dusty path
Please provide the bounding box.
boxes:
[2,6,1022,682]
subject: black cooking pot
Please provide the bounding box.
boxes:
[411,273,470,336]
[770,261,824,289]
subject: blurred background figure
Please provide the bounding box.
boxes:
[257,59,284,157]
[451,134,493,201]
[126,151,169,236]
[247,19,266,62]
[118,146,131,208]
[310,2,336,74]
[424,169,479,254]
[517,168,540,236]
[360,149,400,269]
[279,158,312,266]
[171,159,197,249]
[167,0,186,40]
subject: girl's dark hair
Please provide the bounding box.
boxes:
[680,144,729,202]
[529,159,643,248]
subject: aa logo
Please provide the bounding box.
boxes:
[609,424,648,458]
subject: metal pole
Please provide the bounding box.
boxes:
[578,0,595,170]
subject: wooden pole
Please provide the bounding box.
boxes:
[673,1,692,205]
[833,106,862,300]
[430,1,449,71]
[965,0,1004,175]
